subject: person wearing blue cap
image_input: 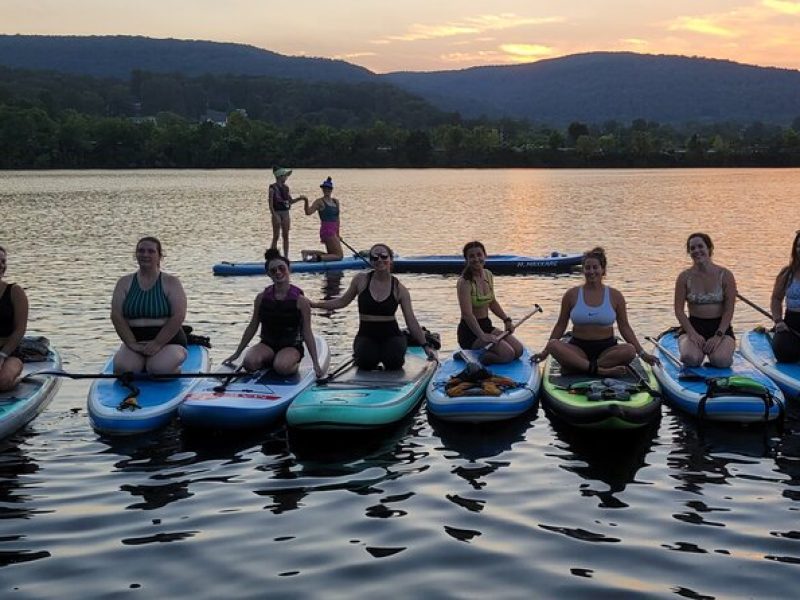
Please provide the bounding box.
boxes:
[268,166,307,258]
[301,176,344,262]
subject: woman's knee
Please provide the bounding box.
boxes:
[273,350,300,375]
[147,346,187,375]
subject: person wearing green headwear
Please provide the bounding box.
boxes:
[268,166,306,258]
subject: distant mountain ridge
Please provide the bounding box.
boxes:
[2,35,800,125]
[0,34,374,83]
[383,52,800,125]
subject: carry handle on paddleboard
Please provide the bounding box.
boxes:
[737,293,800,340]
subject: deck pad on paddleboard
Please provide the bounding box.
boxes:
[652,329,784,423]
[426,347,540,422]
[88,344,210,435]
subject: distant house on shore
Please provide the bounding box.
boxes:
[201,109,248,126]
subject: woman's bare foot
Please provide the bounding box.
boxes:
[597,365,628,377]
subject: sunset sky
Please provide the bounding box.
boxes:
[3,0,800,73]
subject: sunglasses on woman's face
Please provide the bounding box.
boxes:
[370,253,390,262]
[269,264,288,275]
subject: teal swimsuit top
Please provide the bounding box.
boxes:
[122,273,171,319]
[570,286,616,327]
[319,199,339,223]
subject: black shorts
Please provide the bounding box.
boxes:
[130,326,188,347]
[457,317,495,349]
[687,316,734,340]
[568,336,617,362]
[261,336,305,358]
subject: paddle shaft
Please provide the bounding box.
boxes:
[737,293,800,340]
[27,369,249,381]
[484,304,542,351]
[338,237,372,268]
[644,336,684,369]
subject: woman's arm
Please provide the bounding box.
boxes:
[488,299,514,333]
[224,293,262,363]
[267,185,276,216]
[144,273,187,354]
[532,290,573,361]
[0,285,28,357]
[717,268,737,334]
[673,271,699,337]
[771,267,789,327]
[298,297,324,376]
[304,197,322,216]
[110,274,140,350]
[615,289,657,365]
[398,284,435,359]
[311,273,363,310]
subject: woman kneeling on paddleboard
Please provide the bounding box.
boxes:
[0,246,28,391]
[457,241,523,364]
[534,247,656,376]
[311,243,436,369]
[675,232,736,368]
[301,176,344,263]
[224,249,324,378]
[111,237,188,375]
[770,230,800,363]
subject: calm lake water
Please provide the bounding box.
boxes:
[2,168,800,598]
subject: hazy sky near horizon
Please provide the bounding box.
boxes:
[3,0,800,72]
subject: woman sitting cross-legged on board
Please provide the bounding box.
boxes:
[457,241,523,364]
[0,245,28,391]
[311,243,436,370]
[534,247,657,376]
[224,249,324,378]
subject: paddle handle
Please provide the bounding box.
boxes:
[737,293,800,340]
[644,335,684,369]
[483,304,542,350]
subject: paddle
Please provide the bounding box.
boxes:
[737,293,800,340]
[644,335,704,381]
[316,357,356,385]
[213,362,247,392]
[338,236,372,268]
[457,304,543,369]
[24,369,250,382]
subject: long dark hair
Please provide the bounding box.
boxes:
[778,230,800,290]
[461,241,486,281]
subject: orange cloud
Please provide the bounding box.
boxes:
[668,16,739,38]
[499,44,555,60]
[382,13,562,43]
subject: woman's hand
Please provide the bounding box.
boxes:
[223,352,240,366]
[141,341,163,357]
[531,350,548,364]
[423,345,437,361]
[702,335,722,355]
[639,351,659,366]
[125,341,147,355]
[314,363,325,379]
[687,330,705,348]
[478,332,497,346]
[775,320,788,333]
[503,319,515,333]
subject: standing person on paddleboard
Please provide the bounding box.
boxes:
[457,241,523,364]
[534,247,656,375]
[0,246,28,391]
[301,176,344,263]
[268,166,306,259]
[674,232,737,368]
[110,237,188,375]
[310,243,436,369]
[770,229,800,363]
[223,249,324,378]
